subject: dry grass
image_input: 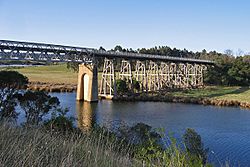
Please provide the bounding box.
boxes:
[0,124,134,167]
[0,124,211,167]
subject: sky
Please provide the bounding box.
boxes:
[0,0,249,54]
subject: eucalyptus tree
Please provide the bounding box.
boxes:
[0,71,28,121]
[17,91,60,126]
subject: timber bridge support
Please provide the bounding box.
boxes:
[98,58,207,100]
[0,40,214,102]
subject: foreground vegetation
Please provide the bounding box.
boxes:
[0,124,132,167]
[1,122,213,167]
[0,70,214,166]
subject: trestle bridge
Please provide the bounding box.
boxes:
[0,40,214,102]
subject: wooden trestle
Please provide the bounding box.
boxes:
[99,58,208,98]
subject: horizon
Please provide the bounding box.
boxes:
[0,0,249,55]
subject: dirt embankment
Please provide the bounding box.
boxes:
[27,82,77,93]
[114,95,250,109]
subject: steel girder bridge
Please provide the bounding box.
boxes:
[0,40,214,101]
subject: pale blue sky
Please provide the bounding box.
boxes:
[0,0,249,53]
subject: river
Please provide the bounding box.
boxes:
[49,92,250,166]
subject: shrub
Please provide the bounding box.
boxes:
[43,108,75,133]
[116,79,128,94]
[183,128,209,164]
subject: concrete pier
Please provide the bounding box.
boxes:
[76,64,98,102]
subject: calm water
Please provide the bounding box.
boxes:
[51,92,250,166]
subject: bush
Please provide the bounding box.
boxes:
[183,128,209,164]
[44,108,75,133]
[116,79,128,94]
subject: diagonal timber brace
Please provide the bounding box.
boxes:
[135,60,147,91]
[99,58,117,98]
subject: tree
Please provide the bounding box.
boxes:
[228,56,250,86]
[236,49,244,57]
[114,45,123,52]
[0,71,28,88]
[183,128,209,164]
[67,62,79,72]
[0,71,28,121]
[17,91,60,126]
[116,79,128,95]
[224,49,234,57]
[99,46,106,51]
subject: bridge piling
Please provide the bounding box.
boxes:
[76,64,98,102]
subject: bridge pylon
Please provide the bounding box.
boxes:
[76,64,98,102]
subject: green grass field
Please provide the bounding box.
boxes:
[2,64,78,84]
[1,64,249,103]
[170,86,250,103]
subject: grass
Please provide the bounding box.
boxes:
[1,64,104,85]
[0,124,134,167]
[0,123,213,167]
[169,86,250,103]
[2,64,78,84]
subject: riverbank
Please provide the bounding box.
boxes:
[114,92,250,109]
[27,83,250,109]
[115,86,250,109]
[27,81,77,92]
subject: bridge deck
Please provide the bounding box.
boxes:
[0,40,214,64]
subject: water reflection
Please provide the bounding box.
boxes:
[76,101,97,131]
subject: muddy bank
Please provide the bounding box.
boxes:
[27,82,77,92]
[114,95,250,109]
